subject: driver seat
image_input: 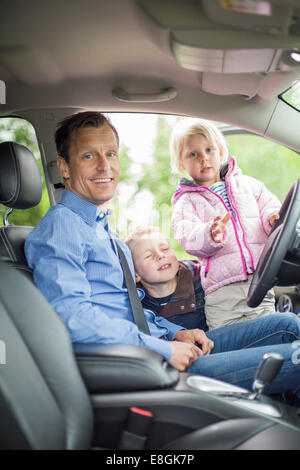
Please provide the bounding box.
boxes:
[0,141,43,280]
[0,260,93,449]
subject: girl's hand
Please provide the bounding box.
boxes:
[211,212,231,243]
[269,213,280,227]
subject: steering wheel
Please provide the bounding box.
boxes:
[247,179,300,308]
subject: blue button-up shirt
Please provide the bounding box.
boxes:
[25,191,182,360]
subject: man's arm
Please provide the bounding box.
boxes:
[152,314,185,339]
[25,213,172,360]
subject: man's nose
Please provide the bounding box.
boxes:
[96,154,109,171]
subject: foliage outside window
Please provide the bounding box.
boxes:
[0,118,50,226]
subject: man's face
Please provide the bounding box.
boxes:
[131,233,179,286]
[57,125,120,208]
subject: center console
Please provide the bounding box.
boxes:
[73,343,300,450]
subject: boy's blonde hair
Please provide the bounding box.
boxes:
[125,226,164,250]
[170,118,229,174]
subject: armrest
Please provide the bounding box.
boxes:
[73,343,179,394]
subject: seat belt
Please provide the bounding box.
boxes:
[115,241,151,335]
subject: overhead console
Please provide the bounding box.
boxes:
[137,0,300,97]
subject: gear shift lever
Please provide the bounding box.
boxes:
[250,353,284,400]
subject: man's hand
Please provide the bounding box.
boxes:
[174,329,214,355]
[211,212,231,243]
[268,213,280,227]
[169,341,201,372]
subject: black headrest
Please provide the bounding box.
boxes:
[0,141,42,209]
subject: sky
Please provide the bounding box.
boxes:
[108,112,178,162]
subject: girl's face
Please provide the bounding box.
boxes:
[179,134,224,186]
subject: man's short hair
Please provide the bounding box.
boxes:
[55,111,119,163]
[169,118,229,174]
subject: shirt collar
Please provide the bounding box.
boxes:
[59,190,112,226]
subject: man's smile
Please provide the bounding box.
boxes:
[90,177,113,183]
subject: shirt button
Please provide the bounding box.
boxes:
[180,306,185,311]
[191,303,195,308]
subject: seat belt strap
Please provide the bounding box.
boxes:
[115,240,151,335]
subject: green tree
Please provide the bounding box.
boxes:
[0,118,50,226]
[136,117,178,206]
[226,134,300,202]
[118,143,133,184]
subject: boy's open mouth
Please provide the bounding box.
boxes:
[158,263,171,271]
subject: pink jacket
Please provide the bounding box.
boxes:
[171,157,281,295]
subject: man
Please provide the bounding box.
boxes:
[25,111,300,398]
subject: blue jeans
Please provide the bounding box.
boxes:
[186,313,300,396]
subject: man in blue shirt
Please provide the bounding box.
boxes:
[25,111,300,397]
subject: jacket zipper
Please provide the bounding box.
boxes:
[225,162,255,273]
[204,257,210,277]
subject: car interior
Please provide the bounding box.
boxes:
[1,0,300,450]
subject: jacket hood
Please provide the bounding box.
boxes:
[172,156,240,205]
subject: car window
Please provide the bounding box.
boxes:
[106,113,189,257]
[0,117,50,227]
[2,114,299,259]
[280,79,300,112]
[105,113,300,258]
[225,132,300,203]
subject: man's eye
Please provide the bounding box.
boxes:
[107,152,117,158]
[83,154,93,160]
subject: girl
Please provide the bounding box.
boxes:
[170,118,281,330]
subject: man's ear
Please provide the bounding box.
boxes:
[57,156,70,180]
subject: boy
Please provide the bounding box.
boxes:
[125,226,207,331]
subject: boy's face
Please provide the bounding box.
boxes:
[131,233,179,286]
[179,134,224,186]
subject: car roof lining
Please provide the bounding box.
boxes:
[0,0,300,152]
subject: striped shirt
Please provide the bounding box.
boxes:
[210,182,233,213]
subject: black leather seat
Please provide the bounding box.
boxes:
[0,261,93,449]
[0,141,42,280]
